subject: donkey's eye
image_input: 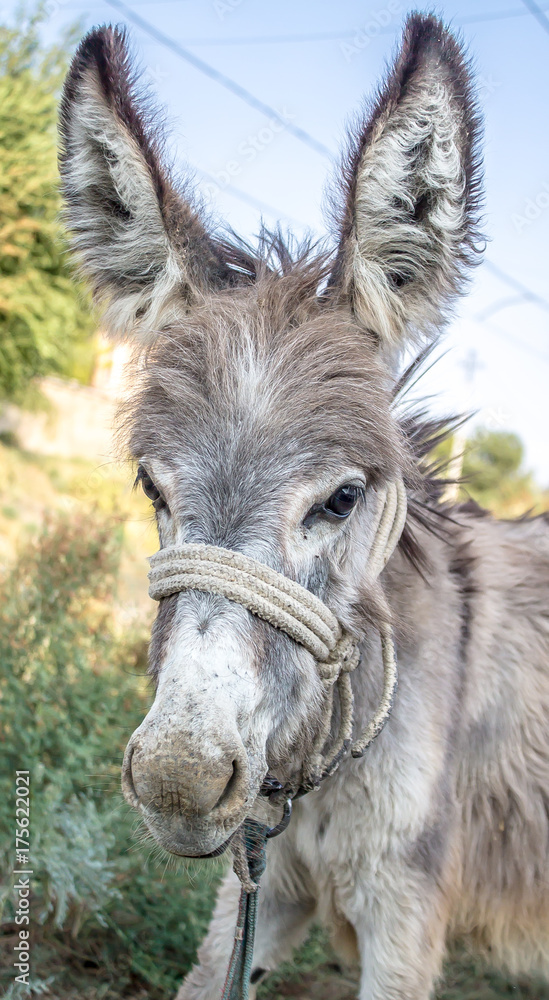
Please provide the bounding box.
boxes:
[324,484,361,518]
[304,483,363,527]
[136,466,167,511]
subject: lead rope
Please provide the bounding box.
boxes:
[147,479,407,1000]
[219,818,268,1000]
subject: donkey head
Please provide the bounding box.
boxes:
[59,14,482,857]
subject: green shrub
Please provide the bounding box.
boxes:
[0,512,221,997]
[0,510,134,816]
[0,5,95,400]
[32,789,121,933]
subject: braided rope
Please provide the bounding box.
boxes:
[367,479,408,579]
[149,544,340,661]
[147,480,407,786]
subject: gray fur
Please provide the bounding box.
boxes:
[59,27,227,339]
[329,13,483,362]
[59,13,548,1000]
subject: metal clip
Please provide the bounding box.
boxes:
[266,798,292,839]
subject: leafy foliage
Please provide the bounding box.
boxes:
[0,4,94,400]
[0,511,128,807]
[0,512,133,931]
[434,427,546,516]
[33,789,121,932]
[0,512,221,997]
[461,429,536,510]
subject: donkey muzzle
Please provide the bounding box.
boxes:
[121,718,260,857]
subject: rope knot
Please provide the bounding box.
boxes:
[337,634,361,673]
[231,820,268,894]
[316,631,359,686]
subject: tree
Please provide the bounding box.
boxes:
[431,426,546,515]
[461,428,539,514]
[0,4,94,401]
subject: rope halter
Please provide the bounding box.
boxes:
[147,479,407,792]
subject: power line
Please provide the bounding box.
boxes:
[475,294,526,322]
[65,1,549,41]
[196,169,308,229]
[459,2,549,25]
[145,5,549,46]
[484,259,549,315]
[104,0,335,160]
[163,30,389,48]
[521,0,549,34]
[479,318,549,365]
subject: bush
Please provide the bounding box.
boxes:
[0,5,95,400]
[0,512,221,998]
[0,511,133,815]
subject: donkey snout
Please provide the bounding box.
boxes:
[125,742,239,817]
[121,723,251,836]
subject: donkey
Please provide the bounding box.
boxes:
[59,13,549,999]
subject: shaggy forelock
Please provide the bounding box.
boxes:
[121,266,408,487]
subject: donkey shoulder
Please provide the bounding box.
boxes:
[457,505,549,625]
[451,504,549,761]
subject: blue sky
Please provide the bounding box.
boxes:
[7,0,549,482]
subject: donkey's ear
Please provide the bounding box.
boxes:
[59,26,225,339]
[328,14,483,362]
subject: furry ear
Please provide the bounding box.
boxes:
[328,13,484,362]
[59,26,225,339]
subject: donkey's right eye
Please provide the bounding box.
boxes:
[136,466,167,511]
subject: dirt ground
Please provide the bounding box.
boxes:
[2,928,549,1000]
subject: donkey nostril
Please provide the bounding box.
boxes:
[121,744,139,808]
[213,758,239,811]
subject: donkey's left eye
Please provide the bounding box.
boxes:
[136,466,167,510]
[324,484,362,518]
